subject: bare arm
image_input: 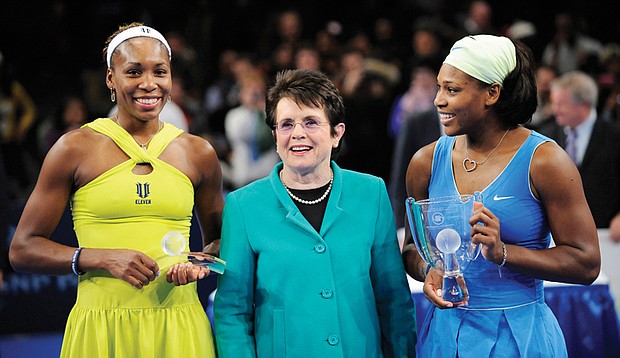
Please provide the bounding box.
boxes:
[402,142,470,308]
[9,130,159,288]
[401,142,435,282]
[9,132,81,274]
[497,141,600,284]
[166,135,224,285]
[192,137,224,255]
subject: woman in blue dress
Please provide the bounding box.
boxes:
[402,34,601,357]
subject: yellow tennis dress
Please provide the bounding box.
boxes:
[60,118,215,357]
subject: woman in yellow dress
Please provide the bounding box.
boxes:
[9,22,223,357]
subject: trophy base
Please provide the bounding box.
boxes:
[443,275,465,303]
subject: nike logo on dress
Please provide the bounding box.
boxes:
[493,194,514,201]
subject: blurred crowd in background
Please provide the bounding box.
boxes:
[1,0,619,214]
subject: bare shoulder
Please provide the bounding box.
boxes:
[174,132,219,161]
[531,140,573,174]
[406,141,437,199]
[35,127,116,188]
[45,127,107,165]
[409,141,437,172]
[530,140,582,195]
[162,132,222,186]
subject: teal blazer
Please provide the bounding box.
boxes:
[214,161,417,357]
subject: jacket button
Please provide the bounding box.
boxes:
[327,334,340,346]
[314,243,326,253]
[321,289,333,298]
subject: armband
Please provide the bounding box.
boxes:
[71,247,85,276]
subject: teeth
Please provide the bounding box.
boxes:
[440,113,454,119]
[136,98,158,105]
[291,146,311,152]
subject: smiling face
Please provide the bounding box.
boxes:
[106,37,171,122]
[275,97,344,178]
[434,64,497,136]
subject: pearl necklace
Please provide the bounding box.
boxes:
[279,170,333,205]
[113,115,163,151]
[462,129,510,172]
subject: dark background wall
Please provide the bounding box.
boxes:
[0,0,617,118]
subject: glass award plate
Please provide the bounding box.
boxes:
[158,231,226,274]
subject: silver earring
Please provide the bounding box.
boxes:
[168,95,172,103]
[110,89,116,102]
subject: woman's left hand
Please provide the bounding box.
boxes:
[469,202,505,265]
[423,269,469,308]
[166,262,210,286]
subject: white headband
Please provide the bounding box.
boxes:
[443,35,516,86]
[106,26,171,67]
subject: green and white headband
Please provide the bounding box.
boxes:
[443,34,516,86]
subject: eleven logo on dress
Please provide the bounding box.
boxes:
[135,182,152,204]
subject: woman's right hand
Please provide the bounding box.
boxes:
[423,269,469,309]
[87,249,160,289]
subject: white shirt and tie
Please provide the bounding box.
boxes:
[563,109,596,166]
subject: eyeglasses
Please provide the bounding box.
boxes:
[274,119,330,134]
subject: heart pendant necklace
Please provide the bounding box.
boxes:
[462,129,510,172]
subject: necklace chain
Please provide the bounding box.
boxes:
[462,129,510,172]
[279,170,333,205]
[113,115,163,151]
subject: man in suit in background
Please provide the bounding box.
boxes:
[538,71,620,243]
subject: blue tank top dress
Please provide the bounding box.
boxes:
[417,131,568,357]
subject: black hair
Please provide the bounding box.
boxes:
[493,39,538,127]
[266,69,345,156]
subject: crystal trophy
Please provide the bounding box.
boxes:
[159,231,226,274]
[405,193,481,303]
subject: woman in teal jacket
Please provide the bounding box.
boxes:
[214,69,417,357]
